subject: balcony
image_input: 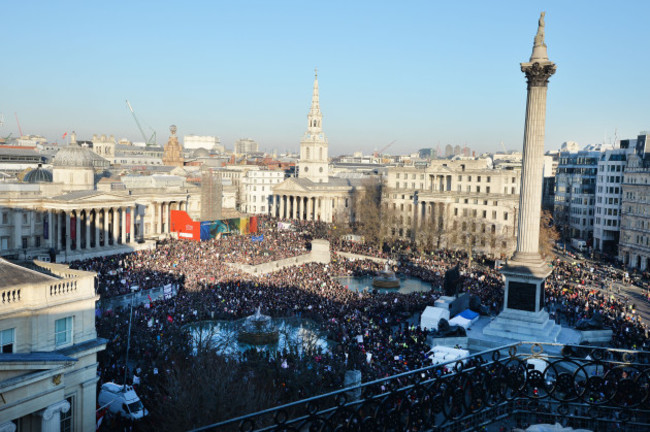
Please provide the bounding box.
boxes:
[191,342,650,432]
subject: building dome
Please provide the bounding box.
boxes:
[23,165,53,183]
[52,143,97,168]
[193,147,210,158]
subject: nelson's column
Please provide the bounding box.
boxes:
[484,12,560,341]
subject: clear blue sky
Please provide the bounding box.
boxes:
[2,1,649,155]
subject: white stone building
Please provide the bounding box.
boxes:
[241,169,285,214]
[90,134,164,167]
[0,259,105,431]
[593,142,636,254]
[183,135,223,153]
[385,160,521,256]
[619,134,650,268]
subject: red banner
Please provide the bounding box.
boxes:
[170,210,200,241]
[126,210,131,234]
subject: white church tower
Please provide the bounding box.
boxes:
[298,69,329,183]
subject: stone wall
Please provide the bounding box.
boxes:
[228,240,331,275]
[334,252,387,264]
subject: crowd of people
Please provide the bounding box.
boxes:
[77,217,650,430]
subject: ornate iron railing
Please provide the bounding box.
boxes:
[189,342,650,432]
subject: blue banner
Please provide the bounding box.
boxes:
[251,235,264,242]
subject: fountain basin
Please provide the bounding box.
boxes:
[372,269,400,288]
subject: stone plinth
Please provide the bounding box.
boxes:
[483,308,561,342]
[310,239,330,264]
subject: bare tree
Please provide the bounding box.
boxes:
[539,210,560,258]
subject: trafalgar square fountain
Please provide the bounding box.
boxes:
[187,306,331,356]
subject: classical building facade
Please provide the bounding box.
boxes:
[619,137,650,269]
[242,168,285,214]
[0,259,105,431]
[0,139,196,262]
[384,159,521,256]
[271,71,363,223]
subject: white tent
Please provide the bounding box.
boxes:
[420,306,450,331]
[427,345,470,365]
[448,309,480,330]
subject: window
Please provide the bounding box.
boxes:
[21,237,28,249]
[1,328,14,353]
[55,317,73,347]
[60,396,73,432]
[1,213,7,224]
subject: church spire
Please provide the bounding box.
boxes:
[308,68,322,132]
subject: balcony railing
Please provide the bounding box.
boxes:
[189,342,650,432]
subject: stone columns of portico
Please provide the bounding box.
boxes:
[129,206,135,243]
[47,210,54,248]
[85,209,91,249]
[297,196,302,220]
[121,206,127,244]
[280,196,286,219]
[307,197,313,221]
[95,210,102,248]
[64,211,71,256]
[112,208,120,245]
[167,202,171,233]
[75,210,81,250]
[160,203,165,234]
[38,399,70,432]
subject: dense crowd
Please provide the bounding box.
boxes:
[82,218,650,430]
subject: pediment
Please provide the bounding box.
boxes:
[76,193,129,202]
[272,178,310,193]
[48,190,131,204]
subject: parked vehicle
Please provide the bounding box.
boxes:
[98,383,148,420]
[570,238,587,252]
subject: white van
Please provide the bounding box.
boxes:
[98,383,148,420]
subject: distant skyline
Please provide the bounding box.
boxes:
[2,1,650,155]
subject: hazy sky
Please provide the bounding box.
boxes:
[2,1,649,155]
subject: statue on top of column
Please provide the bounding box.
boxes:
[534,12,545,46]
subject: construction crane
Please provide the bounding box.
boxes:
[374,140,396,158]
[14,113,23,137]
[125,100,156,146]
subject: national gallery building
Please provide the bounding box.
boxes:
[0,134,200,262]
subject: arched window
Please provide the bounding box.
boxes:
[305,147,310,160]
[319,147,323,160]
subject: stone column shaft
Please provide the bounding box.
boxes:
[65,211,71,255]
[120,207,125,243]
[513,60,556,263]
[85,210,91,249]
[75,210,81,250]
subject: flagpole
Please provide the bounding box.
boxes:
[123,292,134,390]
